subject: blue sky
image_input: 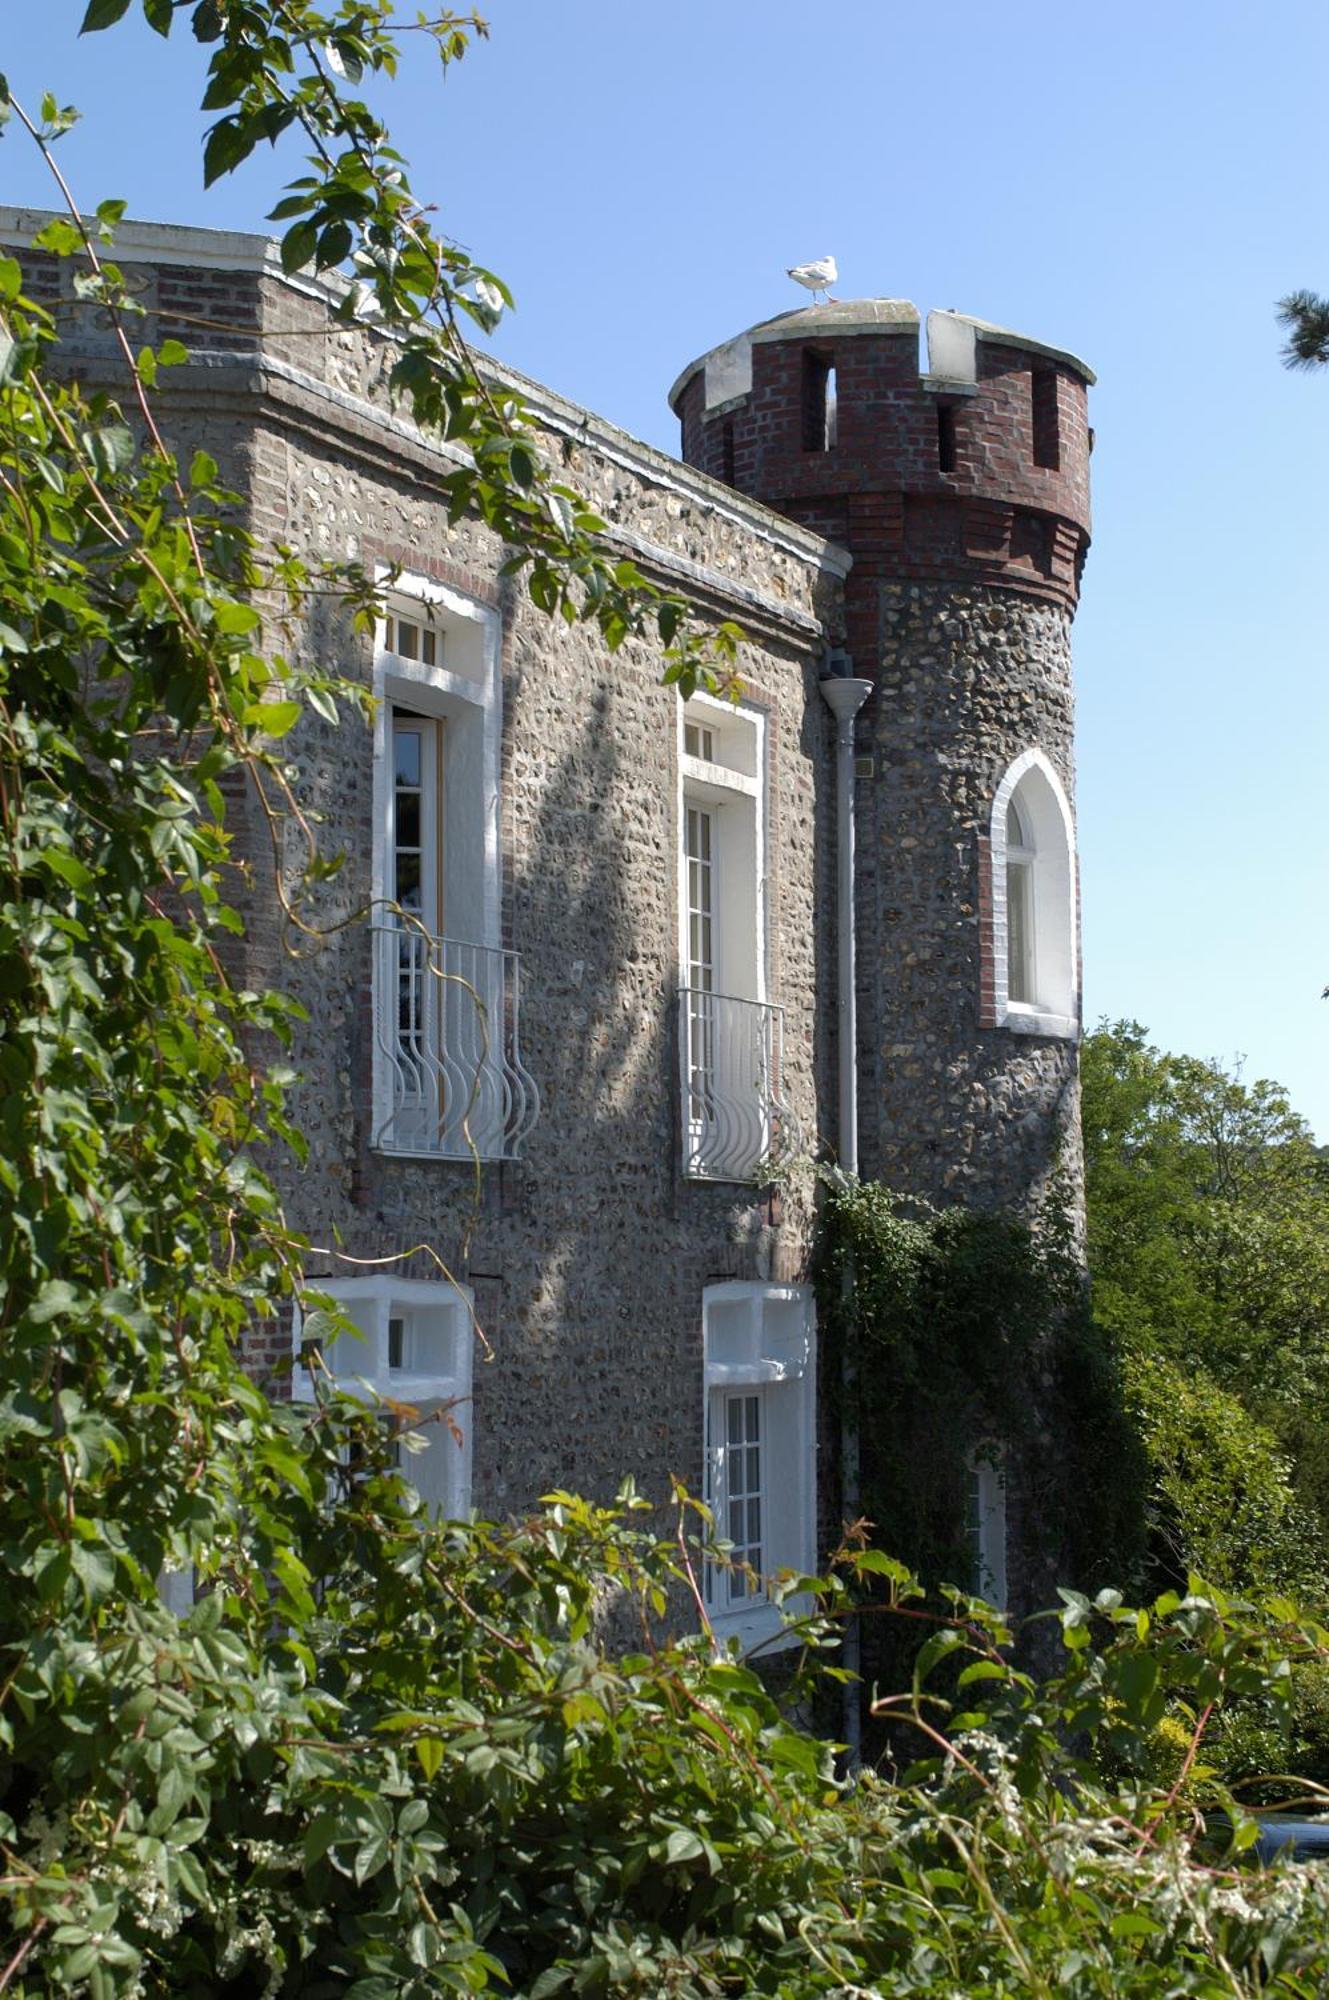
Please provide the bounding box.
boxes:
[4,1,1327,1132]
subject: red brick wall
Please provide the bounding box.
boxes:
[677,317,1092,626]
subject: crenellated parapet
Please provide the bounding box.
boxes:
[669,300,1093,617]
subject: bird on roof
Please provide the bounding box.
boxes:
[788,255,837,303]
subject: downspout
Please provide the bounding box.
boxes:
[819,665,873,1768]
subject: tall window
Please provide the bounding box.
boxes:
[371,576,538,1160]
[678,699,779,1181]
[685,803,716,1130]
[987,749,1077,1040]
[703,1284,816,1648]
[717,1390,765,1598]
[965,1444,1007,1608]
[296,1275,474,1520]
[1004,796,1034,1005]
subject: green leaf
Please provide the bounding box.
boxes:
[202,117,250,187]
[415,1736,443,1780]
[80,0,133,29]
[280,221,319,275]
[70,1542,115,1605]
[352,1831,390,1885]
[1110,1912,1164,1939]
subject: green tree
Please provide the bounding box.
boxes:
[1083,1022,1329,1591]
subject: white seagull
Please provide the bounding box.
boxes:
[787,255,837,303]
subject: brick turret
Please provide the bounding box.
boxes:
[671,301,1095,1219]
[670,300,1093,666]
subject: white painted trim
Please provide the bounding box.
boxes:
[371,569,503,1143]
[677,695,768,1010]
[702,1284,816,1653]
[988,748,1078,1041]
[295,1274,474,1520]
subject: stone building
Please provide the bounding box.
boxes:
[4,211,1094,1645]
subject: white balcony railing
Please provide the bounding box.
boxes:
[678,987,800,1182]
[372,926,539,1161]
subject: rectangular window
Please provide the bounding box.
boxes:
[1007,857,1034,1005]
[720,1390,764,1601]
[679,702,796,1181]
[966,1447,1008,1606]
[384,610,438,667]
[685,804,715,1128]
[703,1285,815,1648]
[372,583,538,1161]
[296,1276,474,1521]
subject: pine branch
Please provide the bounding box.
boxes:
[1276,289,1329,369]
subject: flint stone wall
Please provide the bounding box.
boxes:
[857,582,1083,1217]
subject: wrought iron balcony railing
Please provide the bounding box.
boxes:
[372,925,540,1161]
[678,987,800,1182]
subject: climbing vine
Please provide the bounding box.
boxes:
[818,1177,1147,1699]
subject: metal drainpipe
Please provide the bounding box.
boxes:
[819,667,873,1767]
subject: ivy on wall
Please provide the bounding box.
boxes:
[817,1178,1147,1698]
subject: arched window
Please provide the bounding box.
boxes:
[987,750,1078,1038]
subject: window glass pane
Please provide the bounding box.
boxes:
[388,1316,405,1370]
[395,793,421,851]
[1008,859,1032,1003]
[421,629,437,667]
[1006,799,1026,849]
[395,853,422,909]
[396,618,419,660]
[727,1399,743,1446]
[394,729,421,787]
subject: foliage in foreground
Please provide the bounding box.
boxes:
[8,1479,1329,1996]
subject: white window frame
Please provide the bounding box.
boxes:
[965,1442,1008,1609]
[371,570,504,1151]
[372,568,502,950]
[702,1283,816,1650]
[678,692,766,1008]
[678,696,769,1179]
[988,748,1078,1039]
[294,1274,474,1521]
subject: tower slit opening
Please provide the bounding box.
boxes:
[802,351,837,453]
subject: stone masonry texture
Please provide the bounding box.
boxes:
[6,212,1095,1613]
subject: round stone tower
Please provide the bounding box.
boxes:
[669,301,1095,1213]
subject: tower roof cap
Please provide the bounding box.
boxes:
[668,300,1094,414]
